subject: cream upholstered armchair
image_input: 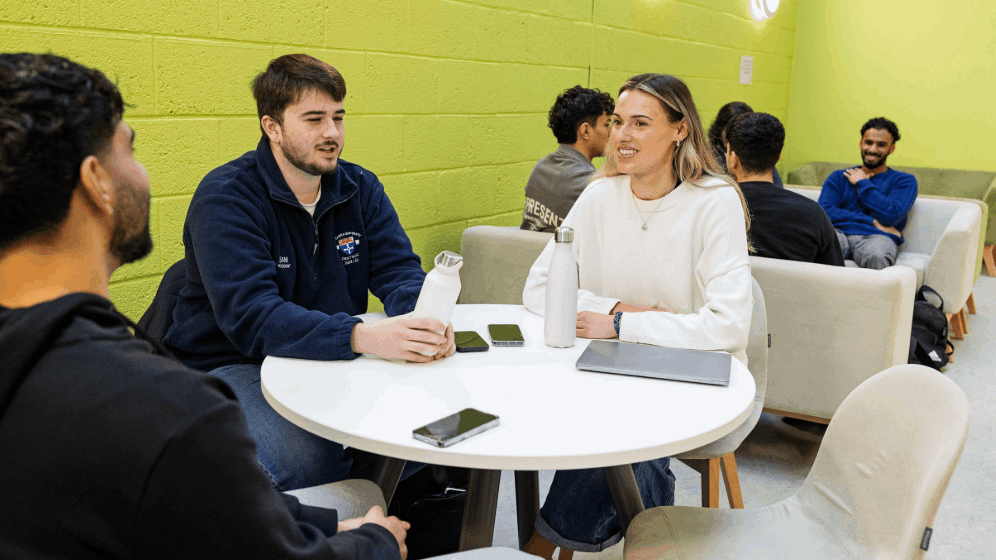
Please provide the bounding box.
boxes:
[788,187,983,339]
[625,364,970,560]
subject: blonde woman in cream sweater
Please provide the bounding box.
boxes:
[521,74,752,558]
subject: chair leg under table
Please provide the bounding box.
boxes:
[371,456,406,507]
[459,468,502,550]
[985,245,996,277]
[967,292,977,314]
[720,453,745,509]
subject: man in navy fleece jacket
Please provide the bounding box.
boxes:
[164,54,455,492]
[818,117,918,269]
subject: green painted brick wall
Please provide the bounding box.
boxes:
[1,0,797,319]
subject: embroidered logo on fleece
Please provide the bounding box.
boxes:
[277,256,291,269]
[335,232,362,265]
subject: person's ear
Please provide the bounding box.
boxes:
[77,155,115,216]
[677,119,690,143]
[261,115,283,144]
[577,122,592,141]
[887,142,896,155]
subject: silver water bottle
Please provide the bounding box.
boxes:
[544,227,578,348]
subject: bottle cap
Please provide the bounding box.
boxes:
[554,227,574,243]
[435,250,463,269]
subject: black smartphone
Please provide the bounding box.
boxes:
[488,324,524,347]
[455,331,489,352]
[412,408,500,447]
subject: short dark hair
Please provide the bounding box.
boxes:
[548,86,614,144]
[724,112,785,175]
[860,117,900,143]
[253,54,346,127]
[0,53,124,251]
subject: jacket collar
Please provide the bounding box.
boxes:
[254,136,359,214]
[556,144,594,168]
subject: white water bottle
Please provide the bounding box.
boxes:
[412,251,463,355]
[545,227,578,348]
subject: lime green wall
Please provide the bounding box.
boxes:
[1,0,797,319]
[784,0,996,175]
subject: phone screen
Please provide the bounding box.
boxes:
[413,408,500,447]
[455,331,489,352]
[488,324,524,346]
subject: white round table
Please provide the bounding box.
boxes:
[262,304,756,548]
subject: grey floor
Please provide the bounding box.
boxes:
[484,274,996,559]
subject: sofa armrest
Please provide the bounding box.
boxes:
[923,203,982,313]
[751,257,915,420]
[459,226,553,305]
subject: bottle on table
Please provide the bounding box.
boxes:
[545,227,577,348]
[412,251,464,355]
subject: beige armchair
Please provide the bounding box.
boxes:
[788,187,982,339]
[624,364,970,560]
[752,255,916,422]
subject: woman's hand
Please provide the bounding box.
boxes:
[576,311,618,339]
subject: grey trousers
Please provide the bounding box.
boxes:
[835,229,898,270]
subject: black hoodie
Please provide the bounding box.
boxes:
[0,293,400,560]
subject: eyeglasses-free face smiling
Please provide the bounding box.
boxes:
[610,90,686,189]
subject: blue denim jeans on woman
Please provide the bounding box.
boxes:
[536,458,676,552]
[209,363,421,491]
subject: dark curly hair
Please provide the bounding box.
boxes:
[0,53,124,251]
[548,86,614,144]
[860,117,900,143]
[724,112,785,175]
[707,102,753,172]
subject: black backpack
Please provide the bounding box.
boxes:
[908,285,953,370]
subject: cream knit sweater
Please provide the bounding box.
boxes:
[523,174,752,366]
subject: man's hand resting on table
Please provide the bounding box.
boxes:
[338,506,410,560]
[350,316,456,362]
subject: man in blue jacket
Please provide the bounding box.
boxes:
[818,117,918,269]
[164,54,455,491]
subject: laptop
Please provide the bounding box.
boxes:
[575,340,732,386]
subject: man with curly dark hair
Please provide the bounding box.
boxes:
[520,85,614,232]
[0,53,409,560]
[818,117,917,269]
[725,112,843,266]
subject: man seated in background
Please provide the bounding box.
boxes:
[163,54,454,493]
[0,52,407,560]
[520,86,614,232]
[818,117,918,269]
[724,112,843,266]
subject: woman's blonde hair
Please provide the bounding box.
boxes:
[596,73,751,232]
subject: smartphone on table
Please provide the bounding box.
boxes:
[412,408,500,447]
[488,324,524,347]
[455,331,489,353]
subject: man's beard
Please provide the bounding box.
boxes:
[863,152,888,169]
[283,137,340,177]
[109,180,153,266]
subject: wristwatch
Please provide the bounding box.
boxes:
[614,311,623,336]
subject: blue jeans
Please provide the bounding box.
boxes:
[209,363,421,491]
[536,458,676,552]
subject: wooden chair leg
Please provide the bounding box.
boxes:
[558,550,574,560]
[522,531,556,559]
[947,312,965,340]
[985,245,996,276]
[720,452,744,509]
[703,458,720,508]
[960,308,969,334]
[967,292,977,314]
